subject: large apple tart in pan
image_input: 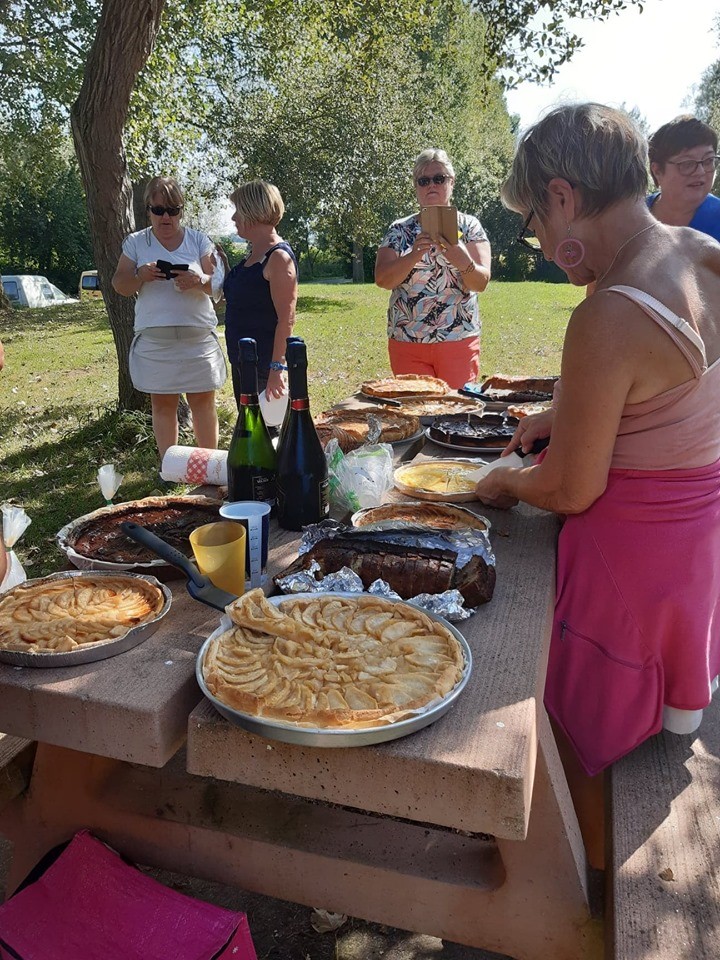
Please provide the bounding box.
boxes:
[202,589,465,728]
[0,574,166,653]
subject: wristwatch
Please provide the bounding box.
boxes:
[269,361,288,371]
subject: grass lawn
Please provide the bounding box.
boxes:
[0,280,581,577]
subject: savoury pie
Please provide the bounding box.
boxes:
[352,501,489,532]
[361,374,449,399]
[202,589,464,728]
[315,409,420,447]
[0,574,166,653]
[394,460,483,502]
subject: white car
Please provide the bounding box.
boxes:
[2,275,79,309]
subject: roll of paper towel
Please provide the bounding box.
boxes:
[160,446,227,486]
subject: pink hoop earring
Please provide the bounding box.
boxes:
[554,227,585,270]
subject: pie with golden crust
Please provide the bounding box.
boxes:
[315,409,420,446]
[392,396,483,418]
[0,574,166,653]
[394,460,483,502]
[361,374,449,399]
[352,501,489,532]
[202,589,465,728]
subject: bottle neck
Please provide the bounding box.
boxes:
[287,363,309,402]
[240,393,260,406]
[239,358,259,397]
[290,398,310,411]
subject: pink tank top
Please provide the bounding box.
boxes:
[607,285,720,470]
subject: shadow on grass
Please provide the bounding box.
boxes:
[2,302,109,334]
[296,294,346,314]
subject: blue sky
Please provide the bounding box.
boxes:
[506,0,719,133]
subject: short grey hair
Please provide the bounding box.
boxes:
[413,148,455,182]
[501,103,649,219]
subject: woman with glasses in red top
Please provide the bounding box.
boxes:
[374,148,492,388]
[112,176,226,459]
[647,116,720,240]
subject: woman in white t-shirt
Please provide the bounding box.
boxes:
[112,176,227,458]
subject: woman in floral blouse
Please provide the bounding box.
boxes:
[374,148,491,388]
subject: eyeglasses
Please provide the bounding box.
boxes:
[517,210,542,252]
[416,174,452,187]
[148,204,183,217]
[666,155,720,176]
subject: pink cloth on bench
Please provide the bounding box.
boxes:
[0,830,257,960]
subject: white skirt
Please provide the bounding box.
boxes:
[129,326,227,394]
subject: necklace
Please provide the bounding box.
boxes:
[596,222,658,286]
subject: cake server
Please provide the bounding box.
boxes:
[466,437,550,483]
[120,522,237,611]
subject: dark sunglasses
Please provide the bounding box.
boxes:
[416,174,452,187]
[517,210,542,252]
[148,204,183,217]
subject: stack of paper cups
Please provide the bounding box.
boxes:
[160,446,228,486]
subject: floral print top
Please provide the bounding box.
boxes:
[379,211,488,343]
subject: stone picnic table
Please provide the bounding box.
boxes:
[0,427,598,960]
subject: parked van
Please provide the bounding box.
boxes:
[1,275,78,309]
[79,269,102,301]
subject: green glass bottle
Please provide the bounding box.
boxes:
[227,338,277,508]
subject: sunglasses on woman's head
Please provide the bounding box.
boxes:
[148,204,183,217]
[416,174,452,187]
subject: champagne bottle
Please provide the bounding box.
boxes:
[227,338,277,508]
[276,338,329,530]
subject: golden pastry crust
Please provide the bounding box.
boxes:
[315,409,420,445]
[393,396,482,418]
[506,402,552,418]
[352,501,488,532]
[361,374,449,399]
[0,575,166,653]
[202,590,464,728]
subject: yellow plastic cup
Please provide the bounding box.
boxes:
[189,521,246,597]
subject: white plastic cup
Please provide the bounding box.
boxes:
[219,501,271,589]
[259,390,289,427]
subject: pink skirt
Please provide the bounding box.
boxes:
[545,457,720,775]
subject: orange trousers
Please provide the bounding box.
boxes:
[388,336,480,389]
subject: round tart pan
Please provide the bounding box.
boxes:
[57,495,223,573]
[351,501,490,533]
[196,593,472,748]
[393,459,487,503]
[0,570,172,669]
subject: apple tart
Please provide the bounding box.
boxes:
[361,374,449,399]
[0,574,166,653]
[202,589,465,728]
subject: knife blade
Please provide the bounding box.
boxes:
[361,394,404,408]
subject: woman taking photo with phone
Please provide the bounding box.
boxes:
[112,176,226,460]
[374,148,491,388]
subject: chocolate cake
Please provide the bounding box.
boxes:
[64,496,221,564]
[428,413,519,449]
[479,375,558,403]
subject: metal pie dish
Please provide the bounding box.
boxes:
[196,592,472,747]
[0,570,172,668]
[57,494,223,572]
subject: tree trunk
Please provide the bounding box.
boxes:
[70,0,165,411]
[351,238,365,283]
[132,179,150,232]
[0,279,10,314]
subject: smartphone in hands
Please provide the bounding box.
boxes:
[419,205,459,245]
[156,260,190,280]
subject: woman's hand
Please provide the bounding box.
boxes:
[265,368,286,400]
[502,409,555,456]
[437,235,471,270]
[410,231,438,261]
[173,267,208,292]
[474,467,519,510]
[136,262,164,283]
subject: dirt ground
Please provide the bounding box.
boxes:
[0,834,510,960]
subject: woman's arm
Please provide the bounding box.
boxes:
[112,254,163,296]
[265,249,298,399]
[440,237,491,292]
[475,297,640,514]
[374,232,435,289]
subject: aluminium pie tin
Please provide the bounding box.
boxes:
[196,592,472,747]
[0,570,172,668]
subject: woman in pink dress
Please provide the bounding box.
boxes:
[474,103,720,866]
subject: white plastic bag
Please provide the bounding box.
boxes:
[1,504,31,593]
[325,440,394,513]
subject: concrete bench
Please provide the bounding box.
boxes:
[609,694,720,958]
[0,735,35,812]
